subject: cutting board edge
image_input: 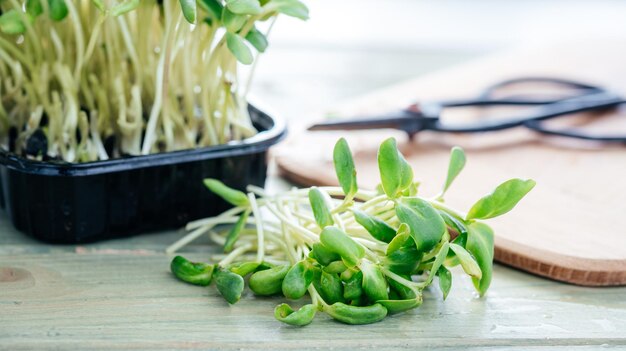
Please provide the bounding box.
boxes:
[495,238,626,287]
[277,158,336,187]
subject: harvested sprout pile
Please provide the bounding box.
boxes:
[168,138,535,326]
[0,0,307,162]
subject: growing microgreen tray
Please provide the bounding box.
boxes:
[0,105,285,244]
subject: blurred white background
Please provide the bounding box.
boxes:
[251,0,626,120]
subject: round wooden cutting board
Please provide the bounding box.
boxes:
[275,41,626,286]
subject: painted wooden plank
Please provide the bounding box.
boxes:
[1,247,625,350]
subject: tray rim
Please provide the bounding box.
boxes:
[0,103,286,177]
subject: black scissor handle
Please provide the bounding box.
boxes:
[523,98,626,143]
[477,76,605,101]
[428,91,623,134]
[524,119,626,143]
[437,77,607,108]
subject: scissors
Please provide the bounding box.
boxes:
[308,77,626,142]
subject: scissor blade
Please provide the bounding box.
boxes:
[308,111,421,133]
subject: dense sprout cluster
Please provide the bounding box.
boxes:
[0,0,307,162]
[168,137,535,326]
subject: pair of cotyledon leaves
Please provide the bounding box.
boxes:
[328,137,534,295]
[0,0,307,66]
[0,0,146,34]
[373,138,535,221]
[194,0,309,65]
[0,0,68,34]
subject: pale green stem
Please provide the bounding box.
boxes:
[248,193,265,263]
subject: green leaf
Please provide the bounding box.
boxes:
[308,187,334,229]
[353,209,395,243]
[310,242,340,266]
[110,0,140,17]
[282,260,314,300]
[26,0,43,17]
[466,222,494,296]
[226,0,261,15]
[323,260,348,274]
[333,138,358,199]
[438,210,468,242]
[387,274,417,300]
[386,223,410,255]
[317,270,344,304]
[0,10,26,34]
[320,226,364,268]
[437,266,452,300]
[324,302,387,325]
[228,261,270,277]
[222,7,246,32]
[274,303,316,326]
[179,0,197,23]
[342,270,363,301]
[422,242,449,287]
[388,289,401,300]
[223,209,250,252]
[48,0,68,21]
[203,178,249,207]
[384,224,422,275]
[377,297,422,314]
[225,32,253,65]
[267,0,309,20]
[451,232,467,248]
[360,261,389,302]
[466,178,536,220]
[214,268,245,304]
[449,243,482,279]
[200,0,224,20]
[170,256,215,286]
[395,197,446,253]
[442,146,466,195]
[378,138,414,198]
[438,210,467,234]
[404,181,419,197]
[249,265,290,296]
[245,27,268,52]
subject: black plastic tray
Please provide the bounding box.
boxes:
[0,105,285,244]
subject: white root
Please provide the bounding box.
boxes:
[0,0,274,162]
[170,187,390,268]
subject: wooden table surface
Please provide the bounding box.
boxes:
[1,214,626,350]
[2,2,626,348]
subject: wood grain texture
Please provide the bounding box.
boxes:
[1,206,626,350]
[1,247,626,350]
[275,40,626,286]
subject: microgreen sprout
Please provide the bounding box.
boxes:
[0,0,308,162]
[168,137,535,326]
